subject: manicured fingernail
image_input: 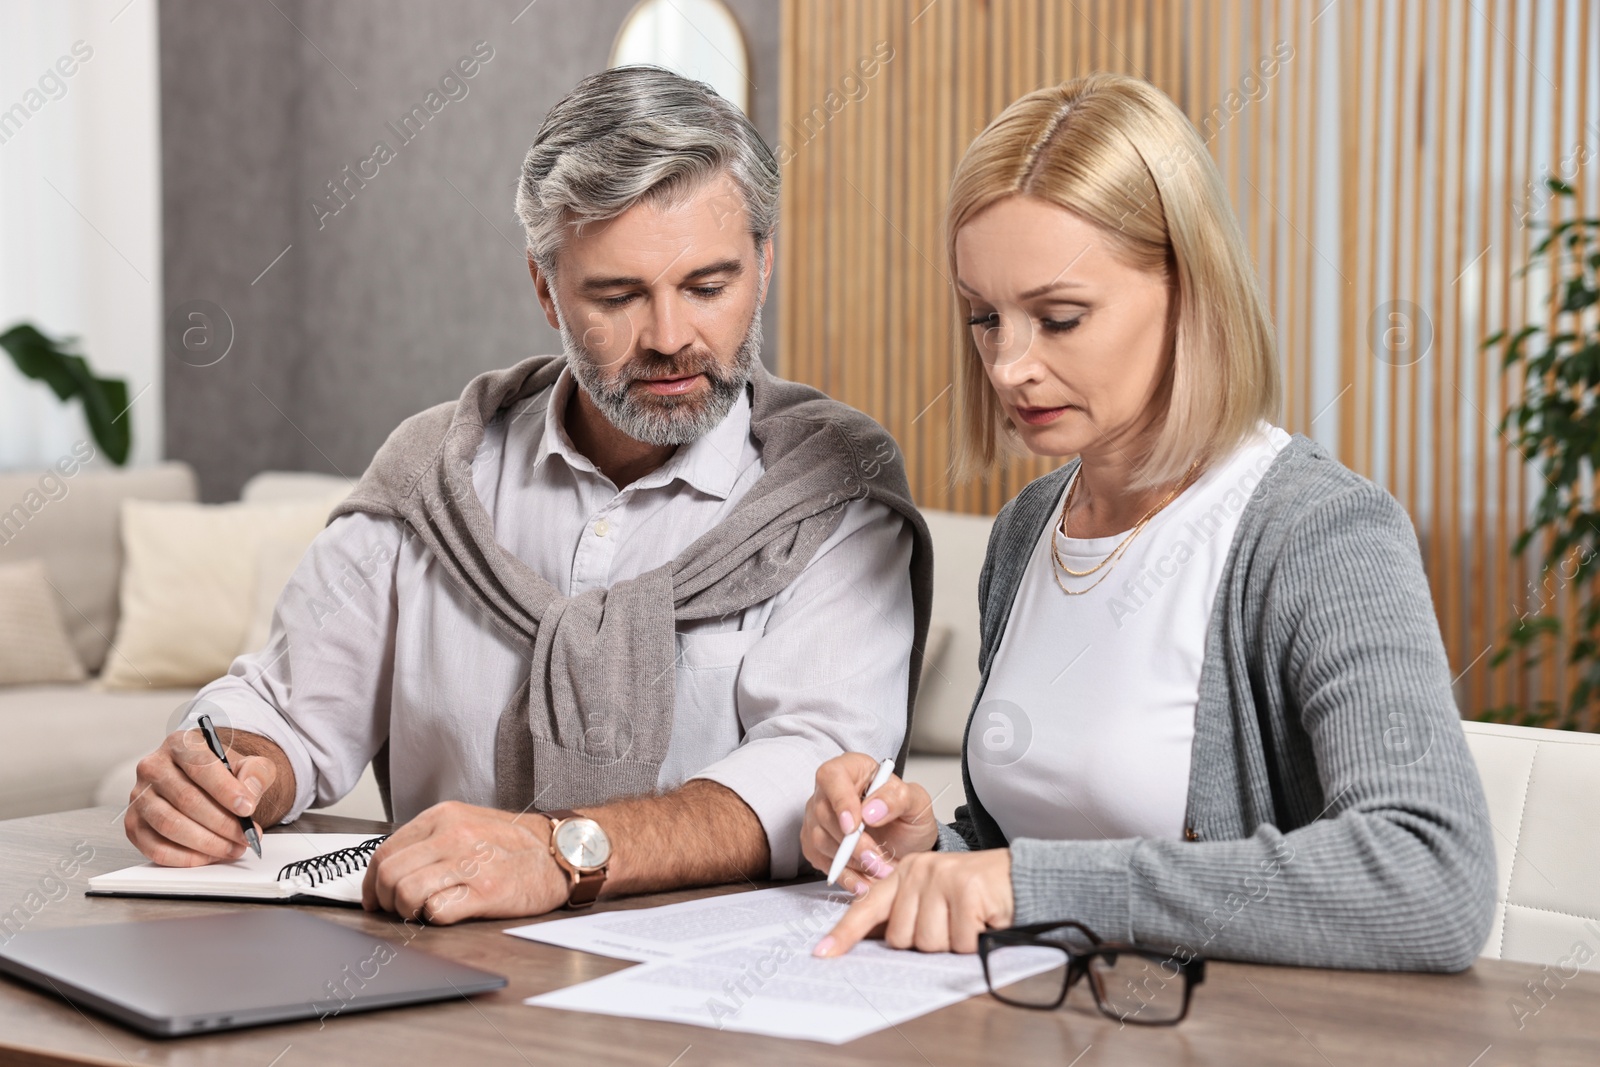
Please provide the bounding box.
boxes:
[850,881,869,897]
[233,797,253,815]
[813,937,836,957]
[838,810,854,834]
[864,853,894,878]
[862,799,888,825]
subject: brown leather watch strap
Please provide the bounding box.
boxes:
[544,809,607,909]
[567,865,605,908]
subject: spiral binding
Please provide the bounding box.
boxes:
[276,835,389,888]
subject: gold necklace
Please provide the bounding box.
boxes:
[1049,461,1201,595]
[1052,473,1154,578]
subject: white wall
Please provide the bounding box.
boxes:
[0,0,162,471]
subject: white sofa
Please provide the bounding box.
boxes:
[0,463,199,818]
[0,462,383,822]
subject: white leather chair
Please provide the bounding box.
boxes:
[1463,719,1600,970]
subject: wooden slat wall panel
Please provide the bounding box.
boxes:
[776,0,1598,722]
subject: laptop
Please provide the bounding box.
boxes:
[0,909,507,1036]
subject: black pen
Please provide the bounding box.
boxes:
[197,714,263,859]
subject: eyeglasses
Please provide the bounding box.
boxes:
[978,921,1205,1025]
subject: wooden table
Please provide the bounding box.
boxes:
[0,807,1595,1066]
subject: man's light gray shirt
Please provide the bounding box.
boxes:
[193,367,914,876]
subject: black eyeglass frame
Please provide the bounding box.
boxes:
[977,920,1206,1025]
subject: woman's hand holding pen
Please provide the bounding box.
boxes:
[802,752,1014,958]
[800,752,940,897]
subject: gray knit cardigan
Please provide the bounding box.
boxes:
[935,435,1496,972]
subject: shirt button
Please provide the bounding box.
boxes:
[593,519,610,537]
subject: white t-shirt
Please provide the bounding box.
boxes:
[967,425,1291,842]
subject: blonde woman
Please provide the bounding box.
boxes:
[802,74,1494,973]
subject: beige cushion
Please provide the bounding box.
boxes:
[235,475,352,655]
[0,461,197,674]
[240,471,355,505]
[239,534,321,655]
[0,559,87,685]
[100,498,338,689]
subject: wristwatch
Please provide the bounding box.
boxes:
[542,809,611,908]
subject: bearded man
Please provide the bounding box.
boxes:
[123,65,932,923]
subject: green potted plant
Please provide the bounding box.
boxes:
[0,322,131,466]
[1484,178,1600,732]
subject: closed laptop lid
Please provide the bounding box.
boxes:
[0,909,507,1037]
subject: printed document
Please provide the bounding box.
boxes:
[508,883,1059,1044]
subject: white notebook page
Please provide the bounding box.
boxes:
[87,833,384,903]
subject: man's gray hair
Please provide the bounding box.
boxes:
[515,65,779,273]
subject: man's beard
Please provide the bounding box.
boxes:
[560,305,763,447]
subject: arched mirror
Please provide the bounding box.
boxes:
[609,0,751,114]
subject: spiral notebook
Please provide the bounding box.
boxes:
[86,833,388,907]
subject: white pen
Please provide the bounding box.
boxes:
[826,757,897,886]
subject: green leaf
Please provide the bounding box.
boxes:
[0,323,81,400]
[0,321,132,466]
[80,376,131,465]
[1561,278,1599,313]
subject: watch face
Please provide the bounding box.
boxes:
[554,818,612,871]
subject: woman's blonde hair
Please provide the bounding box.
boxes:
[946,73,1280,488]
